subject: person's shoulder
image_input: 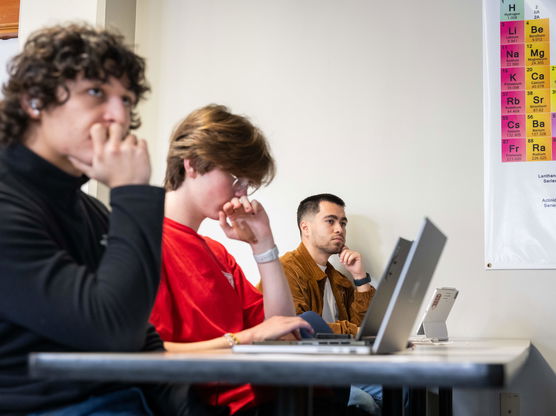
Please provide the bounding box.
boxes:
[203,236,235,262]
[203,235,226,251]
[279,247,300,266]
[0,165,43,219]
[280,247,307,278]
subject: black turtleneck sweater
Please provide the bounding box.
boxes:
[0,144,203,414]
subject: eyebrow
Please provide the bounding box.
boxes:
[323,215,348,223]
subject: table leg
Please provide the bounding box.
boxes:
[439,388,453,416]
[382,387,403,416]
[407,388,426,416]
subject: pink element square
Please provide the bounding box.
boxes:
[501,44,525,67]
[502,114,526,138]
[502,139,526,162]
[501,67,524,90]
[553,138,556,160]
[500,21,524,44]
[501,90,525,114]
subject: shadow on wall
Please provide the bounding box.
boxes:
[328,214,383,282]
[453,345,556,416]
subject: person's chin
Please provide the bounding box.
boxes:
[328,243,343,254]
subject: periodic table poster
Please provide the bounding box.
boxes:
[484,0,556,269]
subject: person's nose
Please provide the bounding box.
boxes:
[103,97,129,127]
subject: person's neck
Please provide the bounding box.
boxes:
[23,130,81,176]
[302,240,329,267]
[165,188,205,232]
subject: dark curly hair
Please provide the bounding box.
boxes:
[0,23,150,146]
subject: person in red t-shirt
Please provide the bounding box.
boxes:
[150,104,313,415]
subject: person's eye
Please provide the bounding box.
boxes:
[326,219,334,224]
[341,222,347,227]
[122,95,134,107]
[87,87,104,98]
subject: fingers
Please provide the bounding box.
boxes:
[90,123,137,156]
[90,123,108,159]
[219,210,258,243]
[120,133,139,148]
[137,138,148,151]
[107,122,125,146]
[235,220,258,244]
[84,122,151,187]
[218,211,232,233]
[222,197,257,217]
[250,199,261,215]
[249,316,314,342]
[222,201,235,217]
[339,249,360,266]
[278,316,313,332]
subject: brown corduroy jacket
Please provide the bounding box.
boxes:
[278,243,375,335]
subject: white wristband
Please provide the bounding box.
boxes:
[253,245,279,264]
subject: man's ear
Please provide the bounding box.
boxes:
[300,220,310,238]
[183,159,197,179]
[20,96,42,119]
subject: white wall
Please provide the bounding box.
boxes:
[135,1,556,415]
[19,0,101,44]
[0,38,18,93]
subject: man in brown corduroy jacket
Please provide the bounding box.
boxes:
[280,194,376,335]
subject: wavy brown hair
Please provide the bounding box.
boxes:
[0,23,150,147]
[164,104,276,191]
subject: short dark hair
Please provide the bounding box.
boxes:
[164,104,275,191]
[0,23,150,147]
[296,193,345,230]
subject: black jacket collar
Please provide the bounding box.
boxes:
[1,144,89,204]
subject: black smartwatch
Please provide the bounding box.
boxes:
[353,273,371,287]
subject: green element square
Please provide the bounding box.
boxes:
[500,0,524,21]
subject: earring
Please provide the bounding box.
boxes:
[30,99,40,116]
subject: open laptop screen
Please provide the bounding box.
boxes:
[356,237,412,340]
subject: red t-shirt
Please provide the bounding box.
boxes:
[150,217,266,414]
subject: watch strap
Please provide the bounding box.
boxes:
[353,273,371,286]
[253,245,279,264]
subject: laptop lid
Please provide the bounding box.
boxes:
[356,237,412,340]
[372,218,447,354]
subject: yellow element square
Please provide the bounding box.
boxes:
[525,18,549,43]
[551,67,556,90]
[526,43,550,66]
[526,137,551,161]
[552,89,556,112]
[526,113,551,137]
[526,66,549,89]
[526,89,550,112]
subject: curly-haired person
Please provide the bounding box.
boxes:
[0,23,217,416]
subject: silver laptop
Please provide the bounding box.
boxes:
[234,217,447,355]
[356,237,412,341]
